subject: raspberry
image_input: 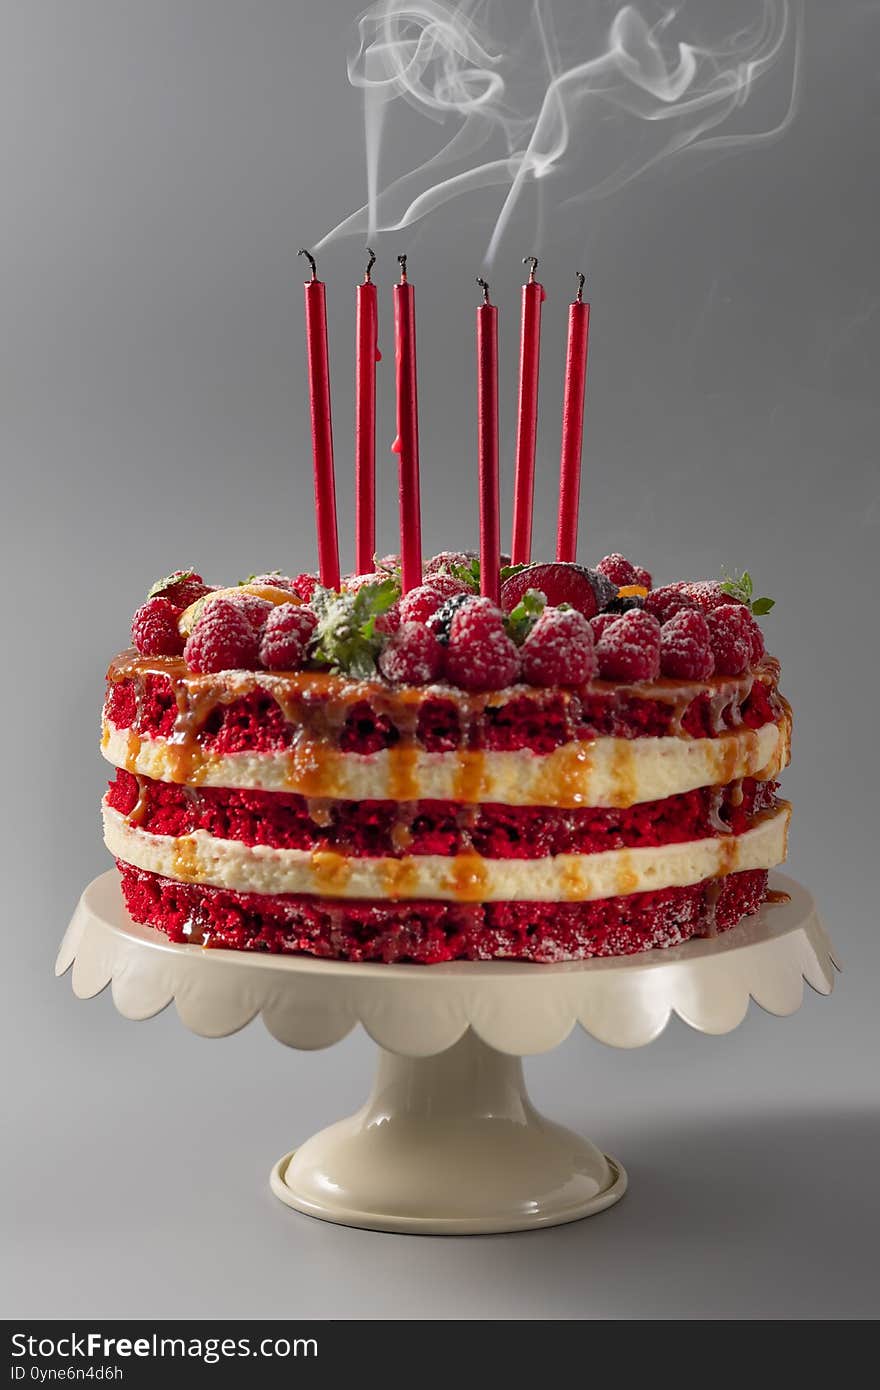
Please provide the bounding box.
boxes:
[425,573,471,599]
[645,583,694,625]
[706,605,751,675]
[151,571,212,609]
[378,622,444,684]
[398,584,447,626]
[660,610,714,680]
[374,600,402,636]
[521,608,596,686]
[500,562,615,619]
[344,570,388,593]
[131,597,184,657]
[444,598,520,691]
[596,609,661,682]
[596,553,637,586]
[426,592,471,645]
[248,573,295,592]
[259,604,317,670]
[184,598,260,673]
[707,604,764,672]
[290,573,319,602]
[226,592,273,632]
[682,581,745,614]
[424,550,476,579]
[633,565,653,589]
[590,612,620,643]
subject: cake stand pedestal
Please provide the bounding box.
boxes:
[56,871,836,1235]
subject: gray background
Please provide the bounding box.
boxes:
[2,0,879,1320]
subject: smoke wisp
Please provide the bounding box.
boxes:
[316,0,802,262]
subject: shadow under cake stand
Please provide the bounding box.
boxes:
[57,870,836,1235]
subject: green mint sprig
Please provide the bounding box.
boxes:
[505,588,547,645]
[450,557,482,590]
[718,570,775,616]
[310,576,401,679]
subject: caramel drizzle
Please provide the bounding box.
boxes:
[104,652,787,814]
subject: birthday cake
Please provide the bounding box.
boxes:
[101,554,791,963]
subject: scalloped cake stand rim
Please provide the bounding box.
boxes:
[55,870,838,1234]
[56,869,838,1056]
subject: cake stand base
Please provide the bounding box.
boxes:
[57,872,837,1237]
[269,1029,625,1233]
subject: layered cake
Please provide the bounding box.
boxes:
[102,554,790,963]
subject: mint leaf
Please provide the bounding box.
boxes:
[148,569,196,599]
[310,576,401,678]
[751,596,775,616]
[719,569,774,616]
[500,563,528,583]
[450,558,481,590]
[506,588,547,645]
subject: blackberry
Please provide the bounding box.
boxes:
[426,592,471,645]
[603,594,645,615]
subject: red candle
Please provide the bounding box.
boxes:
[299,249,340,591]
[476,277,500,605]
[392,255,422,593]
[355,248,379,575]
[510,254,545,566]
[556,272,591,564]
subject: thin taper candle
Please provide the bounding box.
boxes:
[299,249,340,591]
[392,254,423,593]
[355,248,379,575]
[476,277,500,605]
[510,254,545,565]
[556,272,591,563]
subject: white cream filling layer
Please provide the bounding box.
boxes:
[104,801,790,904]
[102,717,788,809]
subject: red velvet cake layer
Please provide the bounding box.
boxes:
[104,656,780,756]
[117,861,769,964]
[107,768,779,859]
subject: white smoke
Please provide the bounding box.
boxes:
[315,0,802,262]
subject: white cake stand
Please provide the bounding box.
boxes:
[56,870,836,1235]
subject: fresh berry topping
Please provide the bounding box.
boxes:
[706,604,751,675]
[148,570,213,609]
[378,622,445,685]
[227,592,273,632]
[131,597,184,657]
[590,612,620,643]
[444,597,520,691]
[290,573,319,602]
[659,610,715,680]
[247,573,295,592]
[682,581,745,614]
[595,609,662,683]
[398,584,447,626]
[521,607,596,686]
[644,583,694,625]
[633,566,653,589]
[604,594,646,615]
[425,572,471,599]
[596,553,637,586]
[424,550,477,579]
[259,604,318,670]
[184,598,260,673]
[426,592,472,645]
[708,603,764,671]
[344,570,390,593]
[373,599,402,636]
[500,562,615,620]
